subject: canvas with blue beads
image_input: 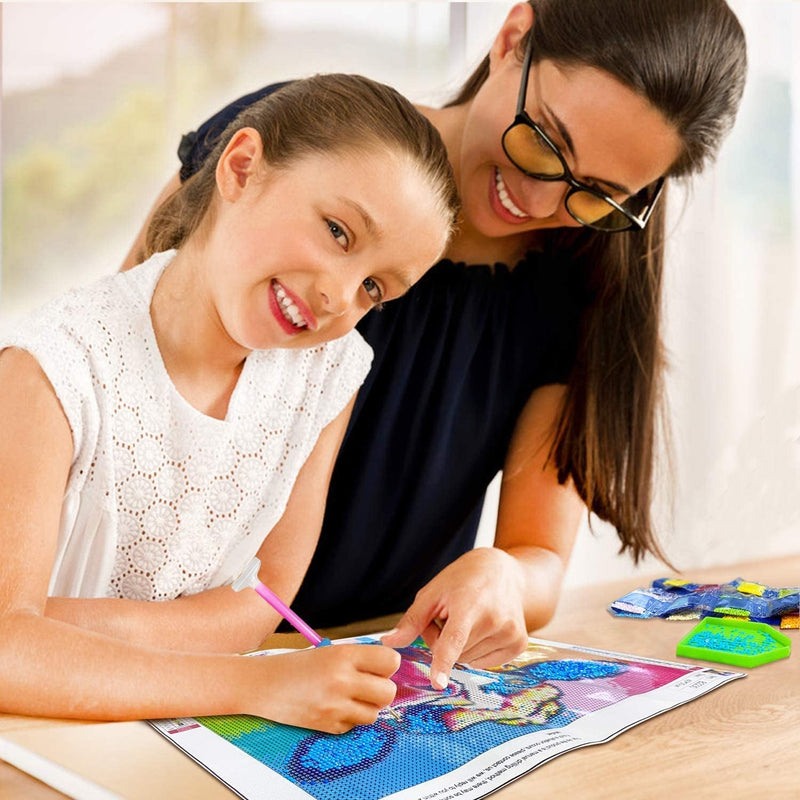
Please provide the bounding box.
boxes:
[151,636,742,800]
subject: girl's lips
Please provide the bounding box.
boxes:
[488,167,531,225]
[268,285,303,335]
[269,280,319,335]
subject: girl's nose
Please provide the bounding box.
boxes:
[318,283,349,317]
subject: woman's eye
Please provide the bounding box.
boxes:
[533,129,553,154]
[327,219,349,249]
[592,183,623,201]
[362,277,384,307]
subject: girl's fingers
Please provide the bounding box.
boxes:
[336,699,398,732]
[351,671,398,709]
[349,643,401,677]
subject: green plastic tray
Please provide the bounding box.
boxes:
[676,617,791,668]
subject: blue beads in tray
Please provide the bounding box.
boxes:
[676,617,791,668]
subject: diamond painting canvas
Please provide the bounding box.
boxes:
[151,636,742,800]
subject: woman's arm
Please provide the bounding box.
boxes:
[0,350,395,729]
[119,171,182,271]
[383,384,585,688]
[44,395,356,654]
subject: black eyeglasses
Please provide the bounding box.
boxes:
[501,31,664,232]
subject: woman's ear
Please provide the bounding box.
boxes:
[216,127,264,202]
[489,2,533,72]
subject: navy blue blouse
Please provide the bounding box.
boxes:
[179,84,584,627]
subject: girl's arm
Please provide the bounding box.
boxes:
[383,384,585,689]
[44,395,356,654]
[0,349,395,730]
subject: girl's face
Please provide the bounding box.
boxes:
[456,11,682,240]
[204,136,450,353]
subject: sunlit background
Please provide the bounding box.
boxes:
[2,2,798,590]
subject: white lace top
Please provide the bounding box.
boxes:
[1,251,373,600]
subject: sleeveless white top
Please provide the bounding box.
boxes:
[1,251,373,600]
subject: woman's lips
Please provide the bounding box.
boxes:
[489,167,531,224]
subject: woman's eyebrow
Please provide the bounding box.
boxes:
[541,101,633,195]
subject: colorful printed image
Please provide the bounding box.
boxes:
[197,638,688,800]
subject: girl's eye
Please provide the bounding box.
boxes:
[362,277,384,308]
[327,219,349,249]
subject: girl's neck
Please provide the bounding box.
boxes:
[150,246,247,420]
[419,102,534,268]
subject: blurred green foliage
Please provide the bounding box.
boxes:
[3,89,166,293]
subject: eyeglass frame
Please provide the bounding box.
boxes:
[501,29,665,232]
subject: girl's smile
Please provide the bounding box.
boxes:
[269,279,318,334]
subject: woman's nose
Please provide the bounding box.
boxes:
[522,179,569,220]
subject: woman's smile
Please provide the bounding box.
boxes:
[490,167,530,222]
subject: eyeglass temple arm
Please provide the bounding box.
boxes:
[516,27,536,116]
[639,178,665,225]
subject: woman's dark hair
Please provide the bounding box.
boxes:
[449,0,747,563]
[146,73,459,256]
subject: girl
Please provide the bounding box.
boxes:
[124,0,747,691]
[0,74,459,733]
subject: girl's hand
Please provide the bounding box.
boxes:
[381,548,529,690]
[250,644,401,734]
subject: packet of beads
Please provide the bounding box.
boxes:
[710,579,799,626]
[608,577,799,628]
[608,579,720,621]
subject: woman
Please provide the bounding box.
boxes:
[118,0,747,690]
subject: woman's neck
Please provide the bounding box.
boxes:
[419,102,534,268]
[150,246,247,419]
[444,219,533,266]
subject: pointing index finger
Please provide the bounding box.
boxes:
[429,617,472,690]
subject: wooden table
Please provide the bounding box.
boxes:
[1,556,797,799]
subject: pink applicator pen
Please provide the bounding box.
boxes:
[232,556,402,721]
[232,557,331,647]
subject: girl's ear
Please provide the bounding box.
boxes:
[489,2,533,72]
[216,128,264,202]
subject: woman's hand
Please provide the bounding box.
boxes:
[249,643,401,734]
[385,385,584,690]
[381,547,530,690]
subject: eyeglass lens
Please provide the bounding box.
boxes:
[503,122,636,230]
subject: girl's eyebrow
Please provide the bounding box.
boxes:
[383,269,414,297]
[541,101,633,196]
[338,197,384,241]
[395,272,414,292]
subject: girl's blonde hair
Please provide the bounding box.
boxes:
[146,73,459,257]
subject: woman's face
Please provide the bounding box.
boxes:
[457,40,682,239]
